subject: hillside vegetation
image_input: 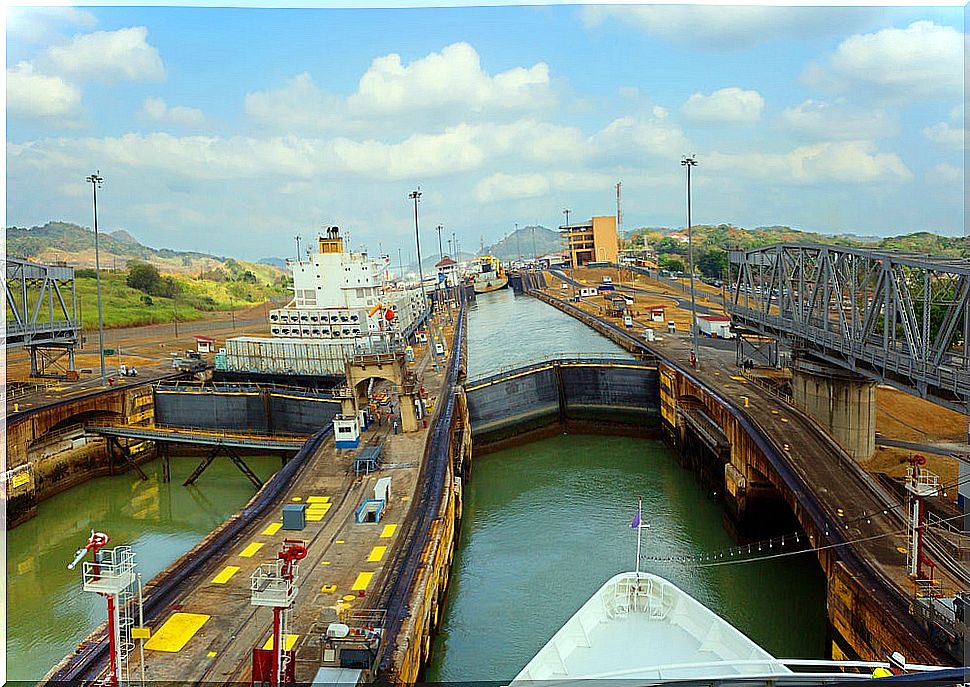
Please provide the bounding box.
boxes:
[7,221,290,329]
[484,225,561,259]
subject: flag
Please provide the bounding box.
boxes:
[630,510,641,529]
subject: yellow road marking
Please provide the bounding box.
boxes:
[211,565,240,584]
[306,496,331,503]
[351,572,374,591]
[144,613,209,652]
[239,543,264,558]
[321,560,331,565]
[367,546,387,562]
[207,651,217,657]
[335,539,345,544]
[262,523,282,536]
[262,634,299,651]
[131,627,151,640]
[379,524,397,538]
[321,584,337,592]
[342,595,356,601]
[291,497,302,502]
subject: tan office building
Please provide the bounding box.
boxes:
[560,215,619,267]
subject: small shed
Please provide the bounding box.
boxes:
[333,415,361,449]
[353,446,383,476]
[194,335,216,353]
[647,306,666,323]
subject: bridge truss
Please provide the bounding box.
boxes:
[5,258,82,378]
[727,244,970,413]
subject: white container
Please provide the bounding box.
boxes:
[642,328,655,341]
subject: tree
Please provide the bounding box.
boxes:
[126,261,161,293]
[658,254,685,272]
[697,249,728,279]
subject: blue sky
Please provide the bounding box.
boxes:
[5,3,966,261]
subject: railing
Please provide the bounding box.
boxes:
[467,352,642,386]
[738,367,794,405]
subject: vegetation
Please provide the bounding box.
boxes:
[485,225,562,260]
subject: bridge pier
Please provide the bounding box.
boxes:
[791,357,876,461]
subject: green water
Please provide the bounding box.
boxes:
[5,455,281,681]
[427,289,827,681]
[427,436,827,682]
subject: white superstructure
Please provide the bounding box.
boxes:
[268,226,428,343]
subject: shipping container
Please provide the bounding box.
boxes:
[223,336,366,376]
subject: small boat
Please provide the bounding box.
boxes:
[471,255,508,294]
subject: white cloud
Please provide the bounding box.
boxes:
[7,7,97,43]
[349,42,555,115]
[927,163,962,185]
[141,97,205,127]
[40,27,165,82]
[705,141,913,185]
[681,88,764,125]
[475,173,550,202]
[922,104,965,149]
[780,100,898,140]
[581,6,880,50]
[804,21,963,103]
[246,43,556,132]
[6,61,82,121]
[593,113,689,159]
[245,72,345,131]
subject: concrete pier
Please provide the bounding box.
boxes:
[791,356,877,461]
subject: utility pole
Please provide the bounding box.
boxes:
[682,155,699,369]
[86,171,107,386]
[435,224,444,262]
[409,188,429,313]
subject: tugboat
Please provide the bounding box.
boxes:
[470,255,508,294]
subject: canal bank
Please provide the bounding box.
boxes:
[6,453,281,681]
[427,288,827,681]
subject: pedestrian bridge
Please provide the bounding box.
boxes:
[464,354,660,446]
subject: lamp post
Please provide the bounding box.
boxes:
[85,171,107,386]
[681,155,699,369]
[531,226,537,264]
[435,224,444,262]
[562,208,571,267]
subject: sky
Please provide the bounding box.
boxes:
[4,3,967,262]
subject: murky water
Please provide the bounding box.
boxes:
[5,455,281,681]
[427,289,827,682]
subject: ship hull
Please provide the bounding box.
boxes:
[473,275,508,294]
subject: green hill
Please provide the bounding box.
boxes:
[6,221,290,329]
[484,225,561,260]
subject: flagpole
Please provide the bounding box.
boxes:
[635,497,642,576]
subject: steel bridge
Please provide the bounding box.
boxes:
[5,257,82,378]
[727,244,970,413]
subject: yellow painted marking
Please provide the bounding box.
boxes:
[207,651,218,657]
[144,613,209,652]
[239,542,264,558]
[730,375,745,381]
[11,472,30,488]
[306,496,331,503]
[262,522,283,536]
[342,595,356,601]
[212,565,240,584]
[401,496,410,502]
[351,572,374,591]
[781,417,789,423]
[367,546,387,562]
[131,627,151,640]
[335,539,345,544]
[321,560,331,565]
[262,634,299,651]
[379,524,397,539]
[291,497,302,502]
[321,584,337,592]
[897,546,908,554]
[771,409,780,415]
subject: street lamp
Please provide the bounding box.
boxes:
[410,188,438,371]
[86,171,107,386]
[681,155,699,369]
[435,224,444,262]
[562,208,571,267]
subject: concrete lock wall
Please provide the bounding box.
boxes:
[466,362,660,444]
[791,359,876,461]
[466,368,560,439]
[154,390,340,435]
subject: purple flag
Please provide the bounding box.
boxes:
[630,510,641,529]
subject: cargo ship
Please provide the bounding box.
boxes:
[216,226,429,378]
[470,255,508,294]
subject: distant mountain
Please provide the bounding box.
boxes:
[483,225,562,260]
[259,257,287,268]
[6,221,286,282]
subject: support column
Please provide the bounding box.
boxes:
[791,356,876,461]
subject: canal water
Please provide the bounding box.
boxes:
[5,455,280,681]
[427,289,827,681]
